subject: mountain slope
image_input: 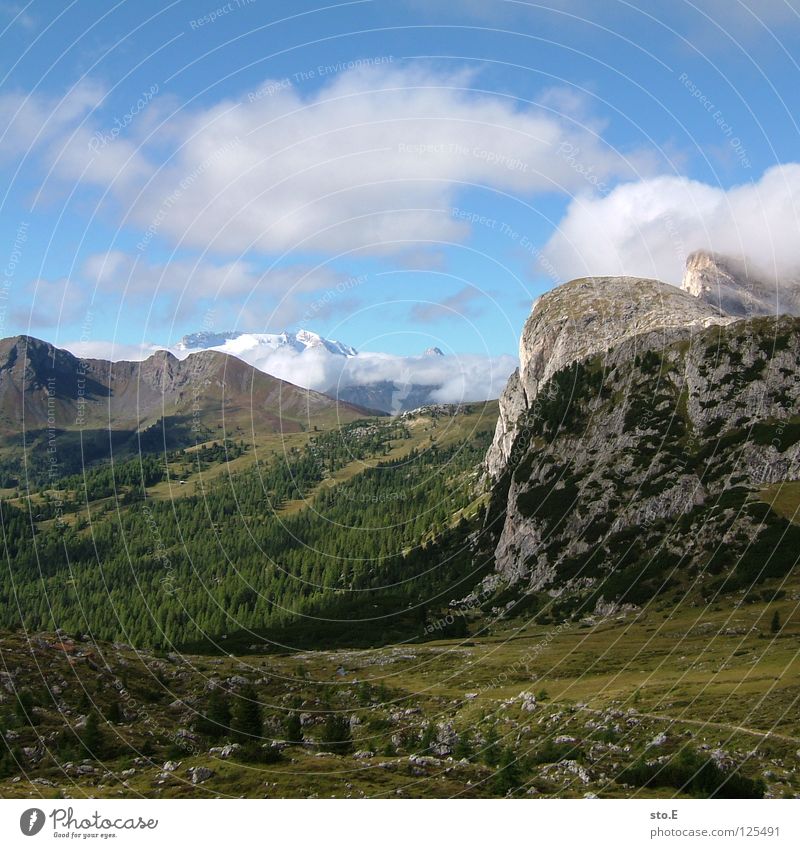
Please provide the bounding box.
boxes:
[334,379,441,414]
[476,290,800,618]
[0,335,371,484]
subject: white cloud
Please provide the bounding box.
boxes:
[27,64,650,257]
[0,80,104,159]
[65,339,165,362]
[541,164,800,285]
[11,276,86,328]
[78,252,349,323]
[184,341,516,404]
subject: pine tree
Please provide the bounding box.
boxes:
[418,722,436,754]
[231,686,263,743]
[770,609,781,634]
[319,713,352,754]
[81,711,105,758]
[0,744,22,778]
[105,699,122,724]
[454,731,473,761]
[196,688,232,740]
[284,711,303,744]
[483,724,501,766]
[493,747,523,796]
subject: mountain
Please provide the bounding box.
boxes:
[178,331,460,414]
[681,250,800,318]
[332,346,454,414]
[175,330,462,415]
[475,256,800,618]
[3,264,800,800]
[485,273,733,480]
[0,334,364,433]
[0,334,369,481]
[176,328,358,358]
[334,379,440,414]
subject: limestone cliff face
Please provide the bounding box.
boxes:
[476,258,800,619]
[680,250,800,318]
[474,314,800,617]
[485,275,730,480]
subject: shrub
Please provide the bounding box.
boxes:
[616,748,764,798]
[319,713,353,754]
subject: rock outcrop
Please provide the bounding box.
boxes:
[485,275,731,480]
[681,250,800,318]
[477,256,800,615]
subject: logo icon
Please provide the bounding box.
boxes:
[20,808,45,836]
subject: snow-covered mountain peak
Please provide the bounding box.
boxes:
[176,328,358,357]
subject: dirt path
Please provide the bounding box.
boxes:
[578,705,800,746]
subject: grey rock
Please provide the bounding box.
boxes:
[190,766,214,784]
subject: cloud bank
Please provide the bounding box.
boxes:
[541,164,800,286]
[6,64,650,258]
[63,337,517,406]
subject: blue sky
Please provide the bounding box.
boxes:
[2,0,800,361]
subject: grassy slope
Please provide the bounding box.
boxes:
[1,574,796,799]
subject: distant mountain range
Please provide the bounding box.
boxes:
[173,328,462,414]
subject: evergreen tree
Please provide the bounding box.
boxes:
[770,609,781,634]
[493,747,523,796]
[483,724,501,766]
[231,686,263,743]
[105,699,122,724]
[418,722,436,754]
[284,711,303,744]
[15,690,38,726]
[196,688,232,740]
[454,731,473,761]
[0,744,22,778]
[319,713,353,754]
[81,711,105,758]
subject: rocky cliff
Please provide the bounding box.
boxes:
[681,250,800,318]
[476,259,800,620]
[485,274,732,480]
